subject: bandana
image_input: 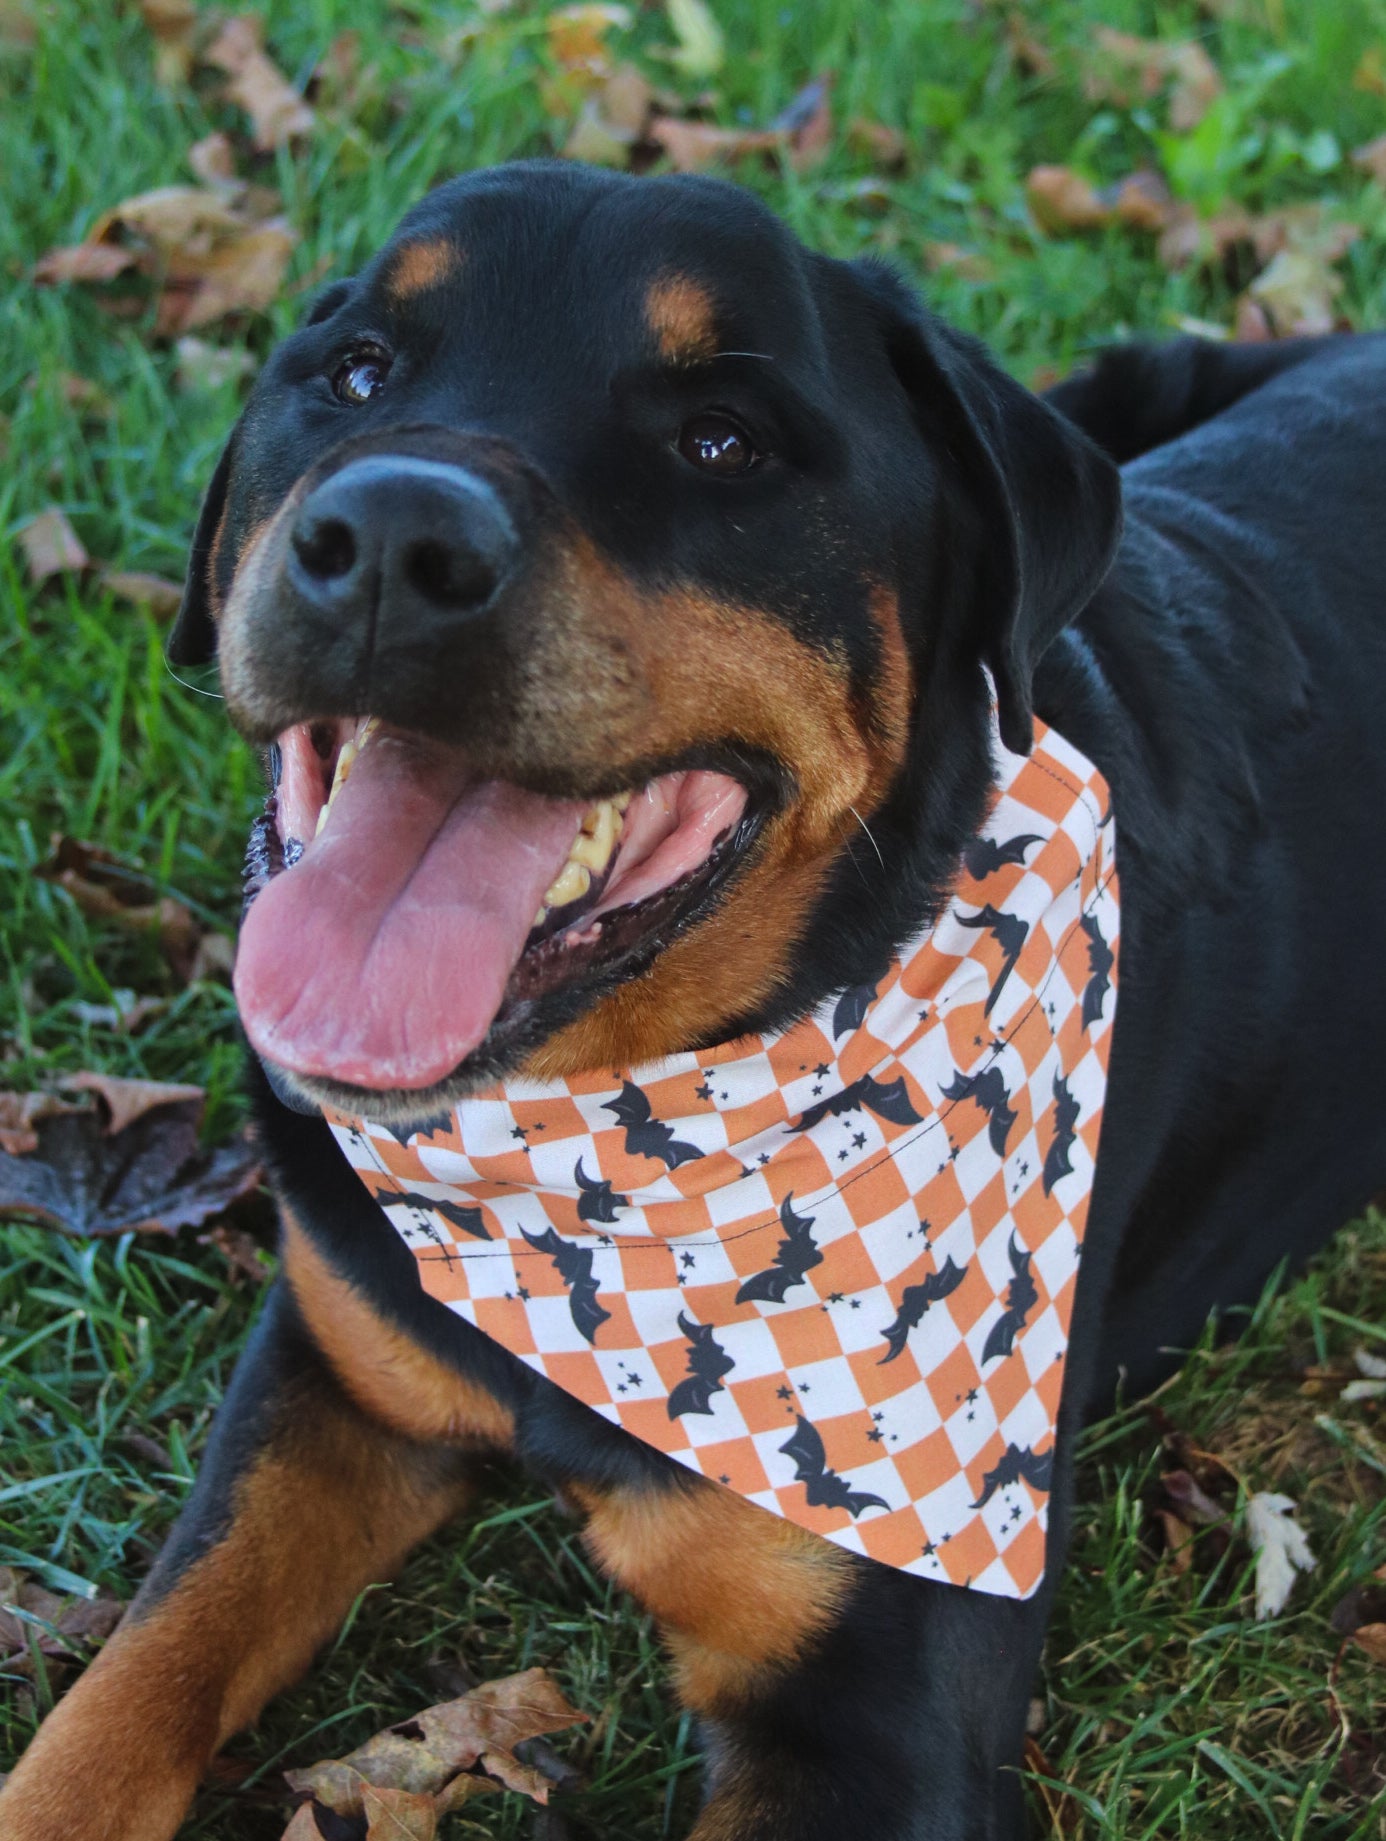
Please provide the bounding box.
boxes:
[328,719,1118,1599]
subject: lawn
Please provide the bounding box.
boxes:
[2,0,1385,1835]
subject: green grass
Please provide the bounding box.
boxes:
[2,0,1385,1834]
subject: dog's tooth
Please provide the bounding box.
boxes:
[571,799,621,870]
[315,737,359,836]
[356,715,380,749]
[542,859,592,909]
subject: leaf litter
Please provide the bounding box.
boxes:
[278,1667,587,1839]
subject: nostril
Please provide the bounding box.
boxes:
[293,514,357,582]
[403,536,498,609]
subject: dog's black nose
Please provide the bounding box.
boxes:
[289,455,518,627]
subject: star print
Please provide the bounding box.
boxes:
[919,1008,929,1021]
[872,1411,884,1423]
[758,1152,771,1166]
[974,1035,983,1047]
[798,1382,811,1394]
[812,1084,823,1096]
[777,1385,794,1400]
[720,1091,729,1101]
[940,1532,951,1544]
[849,1298,861,1309]
[533,1121,546,1130]
[938,1161,947,1174]
[1011,1505,1023,1522]
[838,1149,849,1162]
[504,1290,513,1301]
[695,1082,712,1100]
[680,1252,696,1269]
[921,1540,936,1557]
[597,1234,613,1246]
[1019,1160,1029,1176]
[617,1384,627,1394]
[510,1125,529,1142]
[828,1291,844,1304]
[627,1373,642,1387]
[966,1410,975,1422]
[966,1389,979,1403]
[852,1132,867,1149]
[517,1286,531,1301]
[949,1146,960,1161]
[676,1272,688,1285]
[867,1428,884,1444]
[815,1062,830,1079]
[719,1474,731,1485]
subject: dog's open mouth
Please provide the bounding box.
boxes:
[234,716,761,1095]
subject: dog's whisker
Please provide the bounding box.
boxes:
[849,805,885,870]
[161,648,224,699]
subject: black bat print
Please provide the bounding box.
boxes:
[780,1415,889,1518]
[955,904,1029,1015]
[1042,1072,1080,1196]
[603,1079,704,1169]
[940,1066,1017,1156]
[383,1189,492,1240]
[667,1312,736,1418]
[734,1194,823,1305]
[878,1257,968,1364]
[832,978,878,1038]
[574,1156,628,1225]
[400,1110,455,1141]
[970,1443,1054,1509]
[1080,914,1114,1029]
[519,1224,611,1344]
[962,832,1043,881]
[793,1072,924,1135]
[979,1234,1039,1364]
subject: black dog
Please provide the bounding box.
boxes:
[4,162,1385,1841]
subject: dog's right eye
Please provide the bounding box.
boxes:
[331,347,392,405]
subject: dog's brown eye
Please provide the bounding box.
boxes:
[332,348,391,405]
[678,413,759,476]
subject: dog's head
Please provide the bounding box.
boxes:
[173,163,1119,1120]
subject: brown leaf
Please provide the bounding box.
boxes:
[0,1090,83,1156]
[100,570,185,617]
[1353,133,1386,186]
[18,508,89,583]
[0,1086,262,1239]
[279,1807,325,1841]
[1353,47,1386,97]
[1330,1579,1386,1636]
[34,242,137,285]
[140,0,197,85]
[647,115,778,172]
[0,1568,124,1668]
[362,1783,438,1839]
[156,220,297,333]
[1083,27,1222,131]
[847,117,907,170]
[1352,1624,1386,1664]
[199,1219,275,1285]
[547,4,630,77]
[1003,11,1056,79]
[35,835,202,979]
[187,131,238,187]
[0,1,37,51]
[923,242,993,281]
[204,17,315,151]
[1025,166,1109,233]
[282,1668,586,1831]
[769,74,834,171]
[62,1073,204,1136]
[1156,1507,1195,1573]
[1161,1469,1229,1526]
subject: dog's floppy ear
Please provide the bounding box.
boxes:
[167,433,238,666]
[853,261,1122,754]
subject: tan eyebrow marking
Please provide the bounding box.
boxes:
[387,238,462,300]
[645,273,718,365]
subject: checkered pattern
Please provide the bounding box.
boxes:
[327,717,1119,1599]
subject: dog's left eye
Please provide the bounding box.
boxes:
[677,413,761,476]
[331,347,392,405]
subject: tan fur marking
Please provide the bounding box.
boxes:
[388,238,460,300]
[282,1212,515,1447]
[0,1393,465,1841]
[519,544,912,1077]
[645,274,718,364]
[574,1480,851,1714]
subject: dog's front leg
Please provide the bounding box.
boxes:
[0,1281,474,1841]
[579,1470,1046,1841]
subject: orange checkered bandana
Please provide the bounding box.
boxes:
[329,719,1118,1599]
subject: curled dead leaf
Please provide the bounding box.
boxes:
[187,130,238,188]
[100,570,185,617]
[0,1568,125,1673]
[1026,165,1172,237]
[34,242,136,285]
[62,1072,204,1137]
[281,1667,586,1836]
[203,16,315,151]
[1083,26,1223,132]
[847,117,908,170]
[17,507,89,583]
[140,0,197,86]
[35,834,203,980]
[0,1090,82,1157]
[547,4,630,78]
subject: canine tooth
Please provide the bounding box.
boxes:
[542,859,592,909]
[315,736,359,835]
[571,799,621,869]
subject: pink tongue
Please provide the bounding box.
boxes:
[235,735,584,1089]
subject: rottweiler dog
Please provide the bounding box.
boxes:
[4,162,1386,1841]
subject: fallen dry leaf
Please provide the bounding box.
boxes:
[200,1218,275,1285]
[0,1568,124,1676]
[0,1090,82,1157]
[203,16,315,151]
[0,1080,261,1239]
[1353,132,1386,186]
[34,181,297,335]
[187,130,238,188]
[769,74,833,170]
[62,1072,204,1136]
[1002,10,1056,80]
[140,0,197,85]
[17,507,89,583]
[923,242,994,281]
[547,3,630,77]
[35,834,203,980]
[1245,1491,1315,1620]
[1245,212,1359,336]
[1026,165,1172,237]
[1353,46,1386,97]
[1083,26,1223,131]
[847,116,907,170]
[282,1667,586,1836]
[100,570,185,617]
[649,75,833,175]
